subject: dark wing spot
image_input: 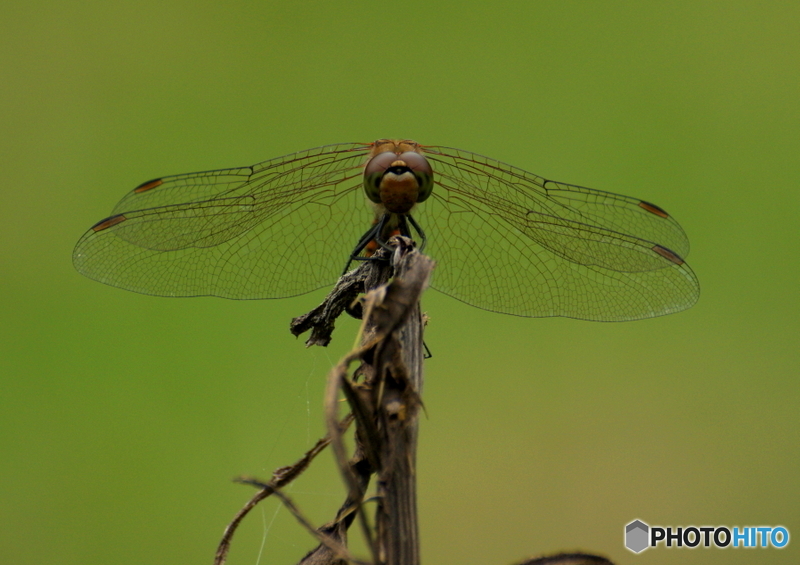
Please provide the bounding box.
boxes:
[91,214,127,232]
[639,200,669,218]
[134,178,164,193]
[652,244,684,265]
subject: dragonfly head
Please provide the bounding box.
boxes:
[363,141,433,213]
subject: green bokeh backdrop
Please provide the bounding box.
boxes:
[1,2,797,564]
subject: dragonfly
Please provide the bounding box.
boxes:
[73,139,699,321]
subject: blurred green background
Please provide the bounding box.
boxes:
[1,2,797,564]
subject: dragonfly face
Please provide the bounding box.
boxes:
[73,139,699,321]
[363,139,434,214]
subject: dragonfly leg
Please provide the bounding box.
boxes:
[341,214,388,275]
[342,213,426,276]
[406,214,427,252]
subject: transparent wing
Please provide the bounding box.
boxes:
[73,143,375,298]
[417,145,699,320]
[74,141,699,320]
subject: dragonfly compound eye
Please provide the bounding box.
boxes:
[363,151,397,204]
[398,151,434,203]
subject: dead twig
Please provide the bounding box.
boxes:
[290,246,395,347]
[318,238,431,565]
[213,415,353,565]
[217,240,431,565]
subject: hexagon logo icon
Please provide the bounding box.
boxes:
[625,519,650,553]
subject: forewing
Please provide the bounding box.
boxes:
[417,145,699,320]
[73,143,375,298]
